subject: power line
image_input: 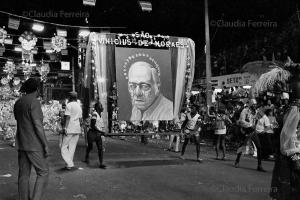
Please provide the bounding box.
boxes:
[0,10,126,30]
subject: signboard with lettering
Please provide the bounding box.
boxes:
[195,73,259,88]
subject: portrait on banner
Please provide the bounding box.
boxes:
[115,47,173,121]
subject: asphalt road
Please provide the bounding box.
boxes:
[0,134,275,200]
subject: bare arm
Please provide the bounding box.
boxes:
[225,115,232,124]
[64,115,70,130]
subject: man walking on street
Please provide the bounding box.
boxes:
[14,78,49,200]
[61,91,82,170]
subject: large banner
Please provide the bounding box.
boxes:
[115,47,173,121]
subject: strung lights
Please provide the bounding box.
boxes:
[32,23,44,32]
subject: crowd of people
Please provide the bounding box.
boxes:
[12,78,300,200]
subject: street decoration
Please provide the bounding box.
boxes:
[19,31,37,51]
[0,27,7,45]
[22,63,33,80]
[12,77,21,86]
[19,31,37,63]
[36,63,50,82]
[51,35,67,52]
[0,77,9,85]
[3,61,16,80]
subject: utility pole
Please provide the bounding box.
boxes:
[205,0,212,107]
[72,56,75,92]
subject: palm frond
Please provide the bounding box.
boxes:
[253,67,291,94]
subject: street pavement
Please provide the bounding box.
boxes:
[0,134,275,200]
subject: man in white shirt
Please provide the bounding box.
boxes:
[61,91,82,170]
[234,100,267,172]
[180,106,202,162]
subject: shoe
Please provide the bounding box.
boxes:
[62,166,77,171]
[234,162,239,168]
[174,151,180,153]
[99,164,106,169]
[197,158,203,163]
[257,166,266,172]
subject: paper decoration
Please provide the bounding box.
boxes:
[43,41,52,49]
[12,77,21,86]
[0,28,7,45]
[3,61,16,74]
[61,61,70,70]
[1,77,9,85]
[22,51,34,62]
[22,63,33,80]
[83,0,96,6]
[51,36,67,52]
[139,1,152,12]
[19,31,37,51]
[8,18,20,30]
[36,63,50,81]
[56,29,67,37]
[3,61,16,80]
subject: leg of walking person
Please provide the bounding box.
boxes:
[194,135,202,162]
[251,132,265,171]
[215,135,221,159]
[84,130,95,164]
[235,134,250,167]
[180,136,189,158]
[168,134,175,150]
[18,151,32,200]
[27,151,49,200]
[68,134,80,167]
[174,134,180,152]
[221,135,226,159]
[95,134,105,168]
[60,134,74,168]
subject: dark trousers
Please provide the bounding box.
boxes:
[215,134,226,158]
[18,150,49,200]
[260,133,274,159]
[235,131,263,167]
[181,135,201,159]
[85,130,104,165]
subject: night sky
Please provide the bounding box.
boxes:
[0,0,299,57]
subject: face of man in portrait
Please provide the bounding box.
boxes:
[128,61,160,111]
